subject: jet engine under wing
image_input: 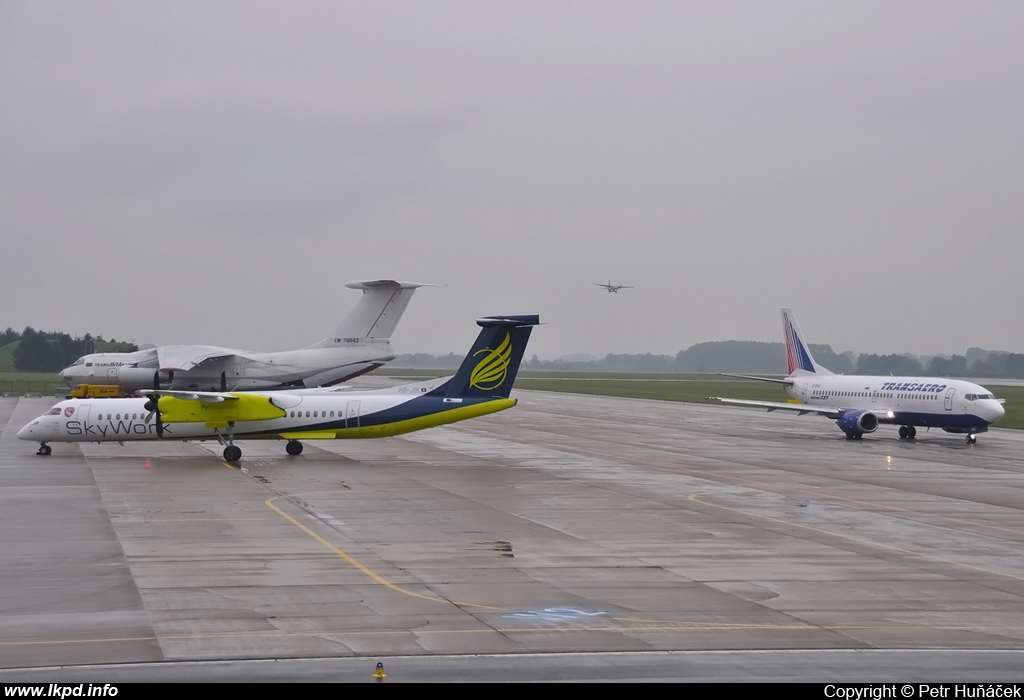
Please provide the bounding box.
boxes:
[706,397,842,418]
[156,345,243,371]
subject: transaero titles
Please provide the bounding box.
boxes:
[825,686,1021,699]
[879,382,948,393]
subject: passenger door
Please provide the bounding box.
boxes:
[345,401,361,429]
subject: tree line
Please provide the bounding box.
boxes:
[396,340,1024,378]
[0,327,138,373]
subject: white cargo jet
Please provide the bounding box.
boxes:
[22,315,540,462]
[58,280,426,393]
[708,308,1005,444]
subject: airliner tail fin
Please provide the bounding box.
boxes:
[310,280,427,348]
[782,308,834,376]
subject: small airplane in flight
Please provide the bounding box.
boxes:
[594,281,633,293]
[58,280,426,393]
[21,315,540,462]
[708,308,1005,444]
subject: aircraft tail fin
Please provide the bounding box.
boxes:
[431,315,540,400]
[781,308,833,376]
[310,280,426,348]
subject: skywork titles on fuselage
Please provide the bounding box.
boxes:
[66,419,170,438]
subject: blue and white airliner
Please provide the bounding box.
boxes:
[709,308,1005,444]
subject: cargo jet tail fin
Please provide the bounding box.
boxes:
[310,280,427,348]
[430,315,540,400]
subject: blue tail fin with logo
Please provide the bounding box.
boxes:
[432,315,540,399]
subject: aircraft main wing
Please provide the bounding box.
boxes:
[156,345,242,372]
[706,397,842,418]
[144,388,240,403]
[707,397,897,421]
[717,373,794,385]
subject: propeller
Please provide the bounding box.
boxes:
[221,371,227,392]
[143,371,165,438]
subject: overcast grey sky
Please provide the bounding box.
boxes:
[2,2,1023,360]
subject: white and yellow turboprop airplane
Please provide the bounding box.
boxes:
[21,315,539,462]
[58,280,425,392]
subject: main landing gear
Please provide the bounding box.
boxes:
[214,424,242,462]
[286,440,303,456]
[898,426,917,440]
[36,443,51,456]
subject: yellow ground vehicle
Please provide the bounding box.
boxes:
[68,384,123,399]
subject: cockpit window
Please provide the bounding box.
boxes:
[71,358,85,366]
[47,407,63,415]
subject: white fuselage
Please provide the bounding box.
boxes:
[59,342,395,392]
[785,373,1005,431]
[17,386,509,445]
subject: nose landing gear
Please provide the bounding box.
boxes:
[36,443,51,456]
[966,434,977,445]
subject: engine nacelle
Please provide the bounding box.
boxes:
[836,410,879,436]
[117,367,174,390]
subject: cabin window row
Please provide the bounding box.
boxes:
[812,392,940,401]
[87,411,346,420]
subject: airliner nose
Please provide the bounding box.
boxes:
[16,423,33,440]
[989,400,1006,424]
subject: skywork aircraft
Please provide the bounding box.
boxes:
[594,281,633,293]
[59,280,425,392]
[21,315,539,462]
[708,308,1005,444]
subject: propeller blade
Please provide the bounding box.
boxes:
[147,371,164,438]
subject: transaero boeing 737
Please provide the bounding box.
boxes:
[20,315,539,462]
[708,308,1005,444]
[58,280,426,392]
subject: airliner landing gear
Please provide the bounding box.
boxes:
[286,440,303,456]
[845,432,863,440]
[36,443,51,456]
[214,424,241,462]
[966,434,977,445]
[898,426,917,440]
